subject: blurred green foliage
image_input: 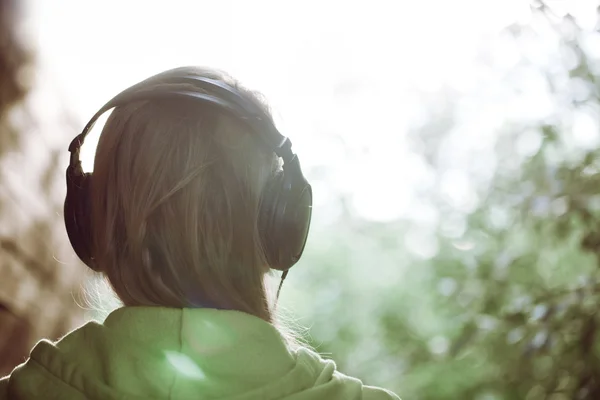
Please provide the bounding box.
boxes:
[282,3,600,399]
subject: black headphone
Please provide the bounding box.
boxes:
[64,68,312,276]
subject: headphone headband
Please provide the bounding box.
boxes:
[68,75,293,171]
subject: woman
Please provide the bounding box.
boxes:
[0,67,400,399]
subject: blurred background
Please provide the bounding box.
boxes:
[2,0,600,398]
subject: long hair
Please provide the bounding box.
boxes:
[90,67,282,324]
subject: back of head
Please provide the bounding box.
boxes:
[90,67,280,322]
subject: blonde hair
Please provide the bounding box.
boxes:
[90,67,282,324]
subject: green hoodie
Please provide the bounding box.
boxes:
[0,307,400,399]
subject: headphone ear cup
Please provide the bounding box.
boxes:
[258,172,284,268]
[64,167,97,270]
[259,170,312,271]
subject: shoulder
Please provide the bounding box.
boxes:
[363,384,402,400]
[0,373,9,400]
[295,347,401,399]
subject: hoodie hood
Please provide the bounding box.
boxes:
[3,307,399,400]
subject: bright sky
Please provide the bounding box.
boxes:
[25,0,596,223]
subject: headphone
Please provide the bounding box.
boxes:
[64,68,313,277]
